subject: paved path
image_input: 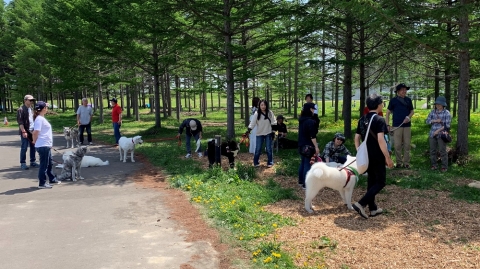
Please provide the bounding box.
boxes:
[0,128,219,269]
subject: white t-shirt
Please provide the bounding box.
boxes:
[28,108,34,131]
[34,115,53,148]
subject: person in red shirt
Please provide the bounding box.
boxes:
[110,98,122,145]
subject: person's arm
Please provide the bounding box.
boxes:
[89,108,93,124]
[385,109,391,129]
[308,120,319,155]
[118,108,122,124]
[17,108,28,136]
[197,120,202,139]
[322,143,331,162]
[176,120,186,138]
[354,134,361,150]
[76,108,81,125]
[426,111,436,125]
[248,113,258,130]
[32,130,39,144]
[378,132,394,168]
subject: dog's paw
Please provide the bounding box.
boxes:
[123,160,126,163]
[306,208,314,214]
[79,177,85,180]
[72,178,77,182]
[346,204,354,210]
[131,160,135,163]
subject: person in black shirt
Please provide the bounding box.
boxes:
[353,94,394,219]
[272,115,297,149]
[176,118,203,158]
[297,103,319,189]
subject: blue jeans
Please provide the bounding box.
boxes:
[36,147,56,186]
[20,135,36,164]
[186,133,201,154]
[298,154,312,188]
[254,135,273,166]
[79,123,92,143]
[113,122,121,144]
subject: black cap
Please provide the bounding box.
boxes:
[110,98,117,103]
[395,83,410,92]
[34,101,47,111]
[302,102,316,111]
[277,115,285,120]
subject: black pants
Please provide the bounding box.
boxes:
[358,162,386,211]
[79,123,92,143]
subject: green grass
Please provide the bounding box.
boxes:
[3,101,480,268]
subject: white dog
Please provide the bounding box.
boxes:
[305,155,359,213]
[119,135,143,162]
[56,151,109,168]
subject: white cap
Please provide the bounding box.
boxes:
[189,120,197,131]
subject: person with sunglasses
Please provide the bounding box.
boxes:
[320,132,351,164]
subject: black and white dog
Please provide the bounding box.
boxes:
[206,139,239,168]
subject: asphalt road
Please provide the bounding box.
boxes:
[0,128,219,269]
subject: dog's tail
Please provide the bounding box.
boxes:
[307,164,324,181]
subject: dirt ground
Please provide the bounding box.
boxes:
[133,150,480,269]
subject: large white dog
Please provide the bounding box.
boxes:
[305,155,359,213]
[119,135,143,162]
[56,151,109,168]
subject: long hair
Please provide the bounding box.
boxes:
[252,97,260,108]
[33,109,41,121]
[300,108,313,118]
[256,100,271,121]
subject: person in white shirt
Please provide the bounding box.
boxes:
[77,98,93,145]
[247,100,277,168]
[32,101,61,189]
[249,97,260,154]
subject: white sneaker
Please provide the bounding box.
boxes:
[197,152,203,158]
[38,184,53,189]
[185,153,192,158]
[353,202,368,219]
[370,208,383,217]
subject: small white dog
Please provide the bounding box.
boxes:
[119,135,143,162]
[305,155,359,213]
[56,151,109,168]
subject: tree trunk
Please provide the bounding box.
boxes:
[343,18,353,138]
[175,74,181,121]
[456,0,471,156]
[153,41,161,128]
[293,39,299,119]
[224,0,235,140]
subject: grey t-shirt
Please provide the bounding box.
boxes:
[76,106,93,125]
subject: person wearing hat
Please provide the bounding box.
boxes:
[297,102,319,189]
[32,101,61,188]
[426,96,451,172]
[320,132,352,164]
[16,94,39,170]
[176,118,203,158]
[110,98,122,146]
[386,83,414,168]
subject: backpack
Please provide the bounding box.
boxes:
[356,115,376,174]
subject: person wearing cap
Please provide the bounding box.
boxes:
[176,118,203,158]
[320,133,352,164]
[426,96,451,172]
[246,100,277,167]
[77,98,93,145]
[16,94,39,170]
[110,98,122,145]
[272,115,287,138]
[32,101,61,188]
[386,83,414,168]
[297,102,319,189]
[353,94,394,219]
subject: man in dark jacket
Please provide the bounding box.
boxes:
[297,103,319,189]
[176,118,203,158]
[17,94,38,170]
